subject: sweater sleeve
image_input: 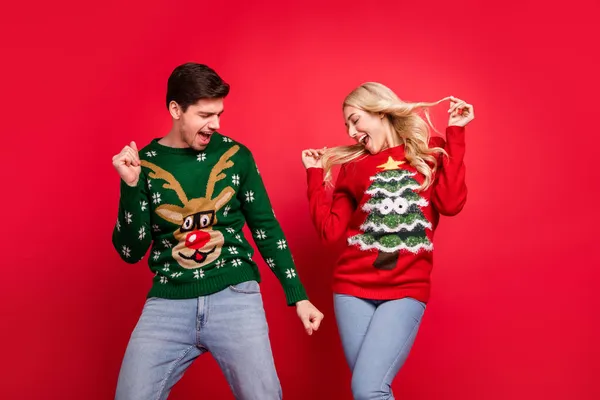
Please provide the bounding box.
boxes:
[306,164,356,245]
[430,125,468,216]
[111,174,153,263]
[238,148,308,306]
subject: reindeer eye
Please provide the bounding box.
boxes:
[182,216,194,231]
[199,214,211,228]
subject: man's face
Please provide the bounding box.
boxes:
[176,98,224,151]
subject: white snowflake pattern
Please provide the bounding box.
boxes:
[277,239,287,250]
[256,166,260,175]
[228,246,239,255]
[226,227,235,234]
[153,251,160,261]
[273,209,277,218]
[223,205,231,217]
[121,245,131,258]
[162,239,172,249]
[255,230,267,240]
[245,191,255,203]
[196,153,206,162]
[266,258,276,269]
[146,150,157,157]
[247,253,253,260]
[125,211,133,224]
[163,263,170,272]
[116,219,121,232]
[232,259,242,267]
[235,234,242,242]
[138,226,146,240]
[285,269,296,279]
[194,270,205,279]
[170,272,183,278]
[216,260,226,269]
[140,200,148,211]
[152,193,162,204]
[147,179,152,189]
[223,137,232,142]
[160,276,168,284]
[152,224,160,232]
[232,175,240,186]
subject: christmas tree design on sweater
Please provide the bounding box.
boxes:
[348,156,433,270]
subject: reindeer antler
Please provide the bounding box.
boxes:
[141,160,189,205]
[206,145,240,199]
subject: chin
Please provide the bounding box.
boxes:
[365,145,380,155]
[189,139,208,151]
[191,143,208,151]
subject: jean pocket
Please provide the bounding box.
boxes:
[228,280,260,294]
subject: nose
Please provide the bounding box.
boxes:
[208,115,220,131]
[185,231,211,249]
[348,125,358,139]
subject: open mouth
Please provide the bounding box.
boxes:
[197,131,213,145]
[358,134,370,146]
[179,246,217,264]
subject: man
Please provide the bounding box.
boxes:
[111,62,324,400]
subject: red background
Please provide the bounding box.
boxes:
[1,0,599,399]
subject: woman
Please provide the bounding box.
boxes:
[301,82,473,400]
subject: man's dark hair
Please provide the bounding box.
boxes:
[166,63,230,111]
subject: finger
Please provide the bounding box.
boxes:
[131,148,141,165]
[118,153,134,167]
[466,104,474,118]
[130,141,138,152]
[300,315,313,335]
[448,96,464,108]
[457,102,469,116]
[462,103,473,113]
[448,101,457,113]
[126,148,140,166]
[130,145,140,161]
[311,313,324,331]
[128,148,140,165]
[451,103,467,117]
[449,101,466,114]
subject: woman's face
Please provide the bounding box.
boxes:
[343,106,389,154]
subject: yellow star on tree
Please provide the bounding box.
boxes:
[377,156,405,170]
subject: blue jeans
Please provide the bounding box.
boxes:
[333,293,426,400]
[115,281,281,400]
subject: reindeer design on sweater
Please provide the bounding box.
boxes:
[141,145,240,269]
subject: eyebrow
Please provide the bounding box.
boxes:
[347,113,356,121]
[199,110,224,116]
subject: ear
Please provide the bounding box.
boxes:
[214,187,235,211]
[168,101,181,120]
[155,204,185,225]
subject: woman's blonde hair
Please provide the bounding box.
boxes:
[320,82,449,191]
